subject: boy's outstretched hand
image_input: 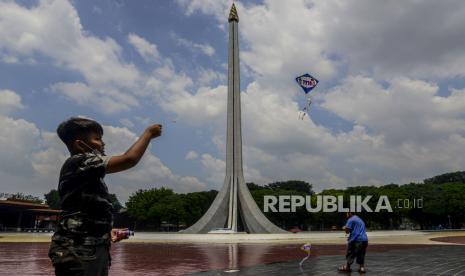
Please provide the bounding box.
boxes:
[146,124,162,139]
[106,123,163,174]
[111,228,129,243]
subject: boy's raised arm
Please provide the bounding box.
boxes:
[106,124,162,174]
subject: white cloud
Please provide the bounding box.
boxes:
[0,89,23,114]
[114,153,207,197]
[128,33,160,62]
[172,34,216,56]
[102,125,208,202]
[0,1,224,120]
[175,0,231,21]
[176,0,339,87]
[0,0,139,84]
[198,68,226,86]
[0,115,66,199]
[198,153,271,188]
[0,54,19,64]
[31,131,68,178]
[240,76,465,189]
[102,125,138,155]
[199,153,225,184]
[168,0,465,190]
[160,85,227,126]
[0,0,142,114]
[178,0,465,80]
[239,1,338,85]
[0,115,207,203]
[2,0,465,199]
[319,76,465,180]
[119,118,135,129]
[0,116,40,176]
[135,116,151,126]
[145,62,194,99]
[143,60,227,126]
[185,150,199,160]
[158,65,465,190]
[51,82,139,114]
[313,0,465,78]
[322,76,465,145]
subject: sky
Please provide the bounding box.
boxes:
[1,0,465,204]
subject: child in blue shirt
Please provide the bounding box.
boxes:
[339,212,368,273]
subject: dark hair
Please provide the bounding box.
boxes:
[57,117,103,152]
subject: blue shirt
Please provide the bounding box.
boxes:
[345,215,368,243]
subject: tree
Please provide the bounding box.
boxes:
[424,171,465,185]
[126,188,176,229]
[120,172,465,231]
[267,180,314,195]
[182,190,217,226]
[44,189,60,209]
[8,192,42,204]
[108,193,123,213]
[246,182,263,191]
[250,184,312,230]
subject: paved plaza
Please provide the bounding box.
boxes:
[2,230,465,244]
[192,245,465,276]
[2,231,465,275]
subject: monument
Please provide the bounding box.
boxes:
[183,4,286,234]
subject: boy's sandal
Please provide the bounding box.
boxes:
[338,265,352,272]
[358,267,366,273]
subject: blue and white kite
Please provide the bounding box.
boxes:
[296,73,319,94]
[295,73,319,119]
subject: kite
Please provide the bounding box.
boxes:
[299,243,312,266]
[295,73,319,120]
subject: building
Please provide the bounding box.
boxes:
[0,199,60,232]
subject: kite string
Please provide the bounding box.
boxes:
[299,253,310,266]
[298,94,312,120]
[299,243,312,266]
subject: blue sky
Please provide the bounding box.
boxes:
[1,0,465,204]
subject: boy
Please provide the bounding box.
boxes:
[49,117,162,276]
[338,212,368,273]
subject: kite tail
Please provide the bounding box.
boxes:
[299,94,312,120]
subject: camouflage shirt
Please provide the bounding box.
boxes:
[56,152,113,237]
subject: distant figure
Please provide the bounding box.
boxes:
[48,117,162,276]
[338,212,368,273]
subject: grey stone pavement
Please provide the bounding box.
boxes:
[191,245,465,276]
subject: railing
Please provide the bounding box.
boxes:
[22,228,54,233]
[0,227,54,232]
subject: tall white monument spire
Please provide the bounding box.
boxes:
[228,3,239,22]
[182,4,286,234]
[226,1,241,232]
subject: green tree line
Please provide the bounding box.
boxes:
[41,171,465,231]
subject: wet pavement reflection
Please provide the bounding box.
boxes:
[0,242,435,275]
[0,242,304,275]
[110,243,304,275]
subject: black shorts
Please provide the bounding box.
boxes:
[49,234,111,276]
[346,241,368,265]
